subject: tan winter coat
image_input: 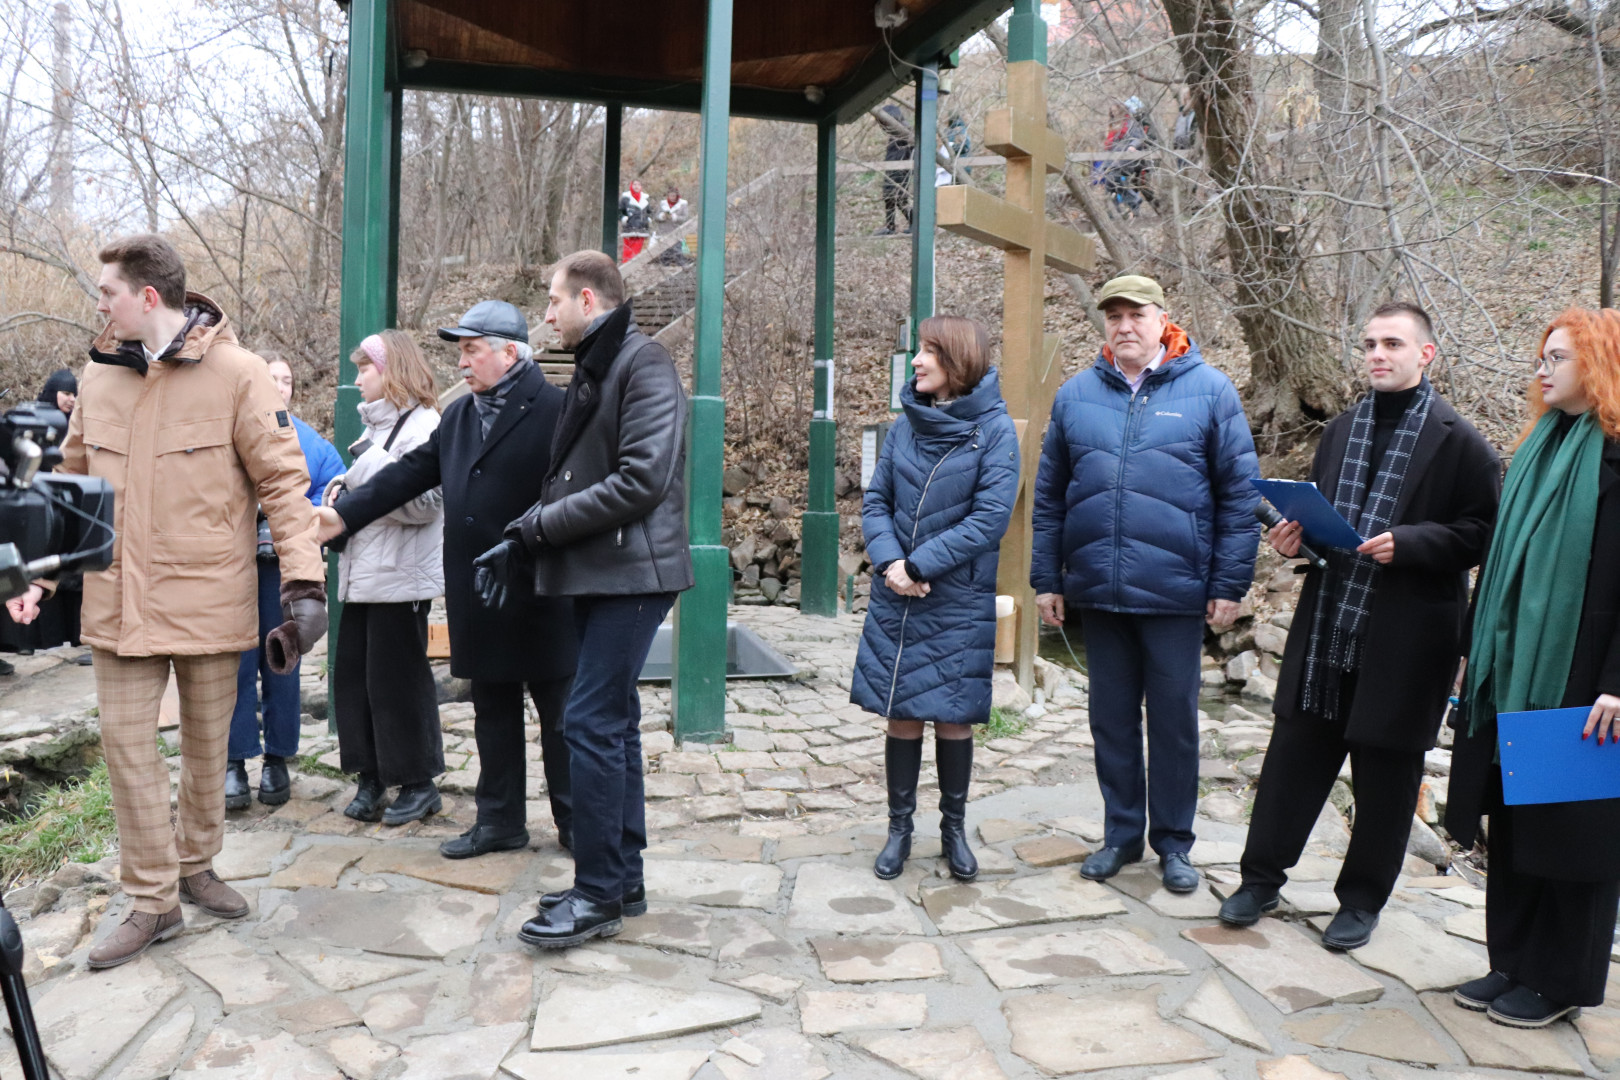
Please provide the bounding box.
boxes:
[60,293,323,656]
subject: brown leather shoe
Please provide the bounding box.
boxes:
[179,869,249,919]
[87,907,183,969]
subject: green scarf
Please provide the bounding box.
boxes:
[1466,410,1605,735]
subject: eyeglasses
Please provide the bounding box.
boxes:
[1533,353,1573,375]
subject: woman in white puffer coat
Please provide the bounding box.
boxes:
[326,330,446,827]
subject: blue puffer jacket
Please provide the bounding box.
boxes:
[1031,334,1260,615]
[851,369,1020,724]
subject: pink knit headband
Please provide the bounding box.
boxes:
[359,334,387,372]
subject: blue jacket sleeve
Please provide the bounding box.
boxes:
[907,418,1020,581]
[1030,394,1071,594]
[862,429,906,569]
[293,417,346,508]
[1206,379,1262,602]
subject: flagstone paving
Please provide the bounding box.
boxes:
[3,604,1614,1077]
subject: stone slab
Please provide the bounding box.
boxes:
[270,841,372,888]
[33,956,183,1079]
[1108,865,1222,918]
[918,868,1126,934]
[319,1031,399,1080]
[174,934,300,1011]
[717,915,795,963]
[851,1026,1011,1080]
[213,830,291,880]
[800,989,927,1035]
[1432,885,1486,908]
[529,980,761,1050]
[1576,1008,1620,1073]
[978,818,1042,845]
[471,951,534,1026]
[1012,834,1090,867]
[551,942,689,982]
[275,995,363,1036]
[614,906,714,955]
[1046,815,1106,842]
[716,970,802,1003]
[356,842,529,894]
[1443,911,1488,944]
[1351,909,1489,991]
[276,940,424,990]
[361,981,434,1033]
[1256,1057,1348,1080]
[962,927,1185,989]
[642,858,783,908]
[711,1030,831,1080]
[115,1003,195,1080]
[1183,920,1384,1014]
[1179,972,1270,1051]
[787,864,925,934]
[1283,1008,1451,1065]
[502,1049,710,1080]
[1004,987,1218,1074]
[268,884,498,958]
[174,1027,336,1078]
[812,938,945,982]
[1420,992,1584,1074]
[394,1023,527,1080]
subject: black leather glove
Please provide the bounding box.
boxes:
[266,580,327,674]
[473,539,525,609]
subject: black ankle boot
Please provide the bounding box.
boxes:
[936,735,978,882]
[345,774,385,822]
[873,736,923,880]
[224,760,250,811]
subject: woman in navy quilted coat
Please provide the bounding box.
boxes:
[851,316,1020,884]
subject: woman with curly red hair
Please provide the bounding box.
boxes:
[1447,307,1620,1027]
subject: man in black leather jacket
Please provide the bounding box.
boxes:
[475,250,693,949]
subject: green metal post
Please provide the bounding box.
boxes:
[910,62,939,332]
[672,0,733,742]
[332,0,396,723]
[602,104,622,259]
[1007,0,1050,64]
[800,120,840,617]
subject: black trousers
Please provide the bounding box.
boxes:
[1486,779,1620,1006]
[469,676,573,836]
[334,601,444,787]
[1240,679,1425,913]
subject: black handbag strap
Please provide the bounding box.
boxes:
[382,407,415,453]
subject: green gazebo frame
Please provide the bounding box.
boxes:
[333,0,1051,740]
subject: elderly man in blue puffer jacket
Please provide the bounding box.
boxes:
[1032,275,1260,896]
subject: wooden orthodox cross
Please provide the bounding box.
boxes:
[936,54,1095,692]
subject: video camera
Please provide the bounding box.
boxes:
[0,399,115,602]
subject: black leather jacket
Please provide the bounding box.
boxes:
[511,302,694,597]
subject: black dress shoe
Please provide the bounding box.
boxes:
[540,882,647,917]
[438,823,529,859]
[382,781,442,826]
[519,893,622,949]
[1321,906,1379,950]
[344,774,386,822]
[1487,984,1580,1027]
[258,755,291,806]
[1160,851,1199,894]
[224,760,251,811]
[1454,970,1515,1012]
[1080,844,1143,881]
[1218,885,1280,927]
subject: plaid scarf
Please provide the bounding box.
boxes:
[1300,379,1434,720]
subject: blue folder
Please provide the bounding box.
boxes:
[1250,479,1365,551]
[1498,706,1620,805]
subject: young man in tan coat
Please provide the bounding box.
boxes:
[7,234,327,968]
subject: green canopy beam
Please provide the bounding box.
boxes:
[800,119,840,617]
[672,0,734,742]
[602,104,622,258]
[910,61,940,333]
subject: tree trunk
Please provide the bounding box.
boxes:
[1158,0,1349,451]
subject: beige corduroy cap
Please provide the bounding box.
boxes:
[1095,274,1166,309]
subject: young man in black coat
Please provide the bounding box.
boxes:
[1219,302,1501,949]
[315,301,578,859]
[474,250,693,949]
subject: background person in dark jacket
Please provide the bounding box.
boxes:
[1220,302,1499,950]
[478,251,692,950]
[878,103,912,235]
[1446,307,1620,1028]
[1032,274,1259,896]
[851,316,1020,885]
[315,300,578,856]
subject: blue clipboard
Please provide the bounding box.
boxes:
[1498,706,1620,805]
[1250,479,1365,551]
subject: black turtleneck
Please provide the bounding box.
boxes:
[1370,384,1420,469]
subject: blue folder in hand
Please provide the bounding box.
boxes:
[1498,706,1620,805]
[1250,479,1365,551]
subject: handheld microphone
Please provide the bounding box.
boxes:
[1255,502,1330,572]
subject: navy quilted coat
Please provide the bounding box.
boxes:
[1030,337,1260,615]
[851,369,1020,724]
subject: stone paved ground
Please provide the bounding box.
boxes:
[2,605,1616,1079]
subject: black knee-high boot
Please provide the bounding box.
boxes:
[874,736,923,880]
[936,735,978,882]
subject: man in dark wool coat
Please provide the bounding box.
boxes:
[316,300,578,859]
[1219,300,1501,950]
